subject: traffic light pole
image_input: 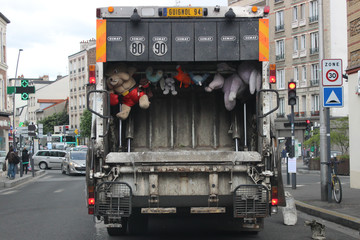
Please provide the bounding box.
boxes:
[291,105,296,189]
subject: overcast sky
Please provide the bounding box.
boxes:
[3,0,228,81]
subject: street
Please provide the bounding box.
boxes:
[0,170,358,240]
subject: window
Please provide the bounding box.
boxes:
[293,36,298,53]
[293,6,298,22]
[278,98,285,116]
[302,65,307,81]
[276,40,285,60]
[311,63,320,86]
[276,11,284,31]
[310,32,319,54]
[312,94,320,112]
[301,96,306,114]
[294,67,299,82]
[276,69,285,89]
[295,96,300,113]
[300,35,306,50]
[309,0,318,23]
[300,4,305,19]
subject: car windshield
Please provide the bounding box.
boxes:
[70,151,86,160]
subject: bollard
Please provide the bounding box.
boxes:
[282,191,297,225]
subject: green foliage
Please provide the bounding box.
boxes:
[38,111,69,135]
[80,109,92,138]
[330,117,349,154]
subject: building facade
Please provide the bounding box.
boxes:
[68,39,96,130]
[0,12,10,152]
[346,0,360,189]
[230,0,348,154]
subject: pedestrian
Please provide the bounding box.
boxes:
[5,146,17,180]
[281,147,287,164]
[22,148,29,175]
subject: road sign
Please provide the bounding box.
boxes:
[323,86,343,108]
[322,59,343,86]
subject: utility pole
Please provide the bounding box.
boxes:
[318,0,329,201]
[12,49,23,151]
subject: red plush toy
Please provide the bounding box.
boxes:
[174,65,193,88]
[110,93,119,106]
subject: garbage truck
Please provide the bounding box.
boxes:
[86,5,285,236]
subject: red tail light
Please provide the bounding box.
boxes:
[89,65,96,84]
[271,198,278,206]
[271,186,278,206]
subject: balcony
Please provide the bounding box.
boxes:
[292,20,298,28]
[277,113,285,118]
[300,49,307,57]
[309,15,318,23]
[300,111,306,117]
[276,54,285,61]
[299,81,307,87]
[310,79,319,86]
[275,25,285,32]
[294,112,299,117]
[311,111,320,116]
[292,51,299,59]
[275,0,284,3]
[310,47,319,55]
[299,18,306,26]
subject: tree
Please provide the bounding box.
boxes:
[330,117,349,154]
[38,111,69,134]
[80,109,92,138]
[303,128,320,156]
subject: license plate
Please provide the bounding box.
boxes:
[163,8,203,17]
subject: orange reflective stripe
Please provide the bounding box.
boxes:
[96,19,106,62]
[259,19,269,62]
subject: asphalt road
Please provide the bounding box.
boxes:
[0,170,358,240]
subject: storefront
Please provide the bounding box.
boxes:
[0,114,11,152]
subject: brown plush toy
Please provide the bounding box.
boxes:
[106,64,150,120]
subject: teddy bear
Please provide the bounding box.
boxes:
[106,63,150,120]
[162,76,178,95]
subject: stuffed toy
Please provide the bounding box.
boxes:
[146,66,163,83]
[237,62,262,94]
[174,65,193,88]
[162,77,178,95]
[188,72,210,86]
[106,64,150,120]
[139,78,153,98]
[205,73,224,92]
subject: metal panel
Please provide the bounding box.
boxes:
[240,19,259,60]
[106,20,126,61]
[172,22,194,61]
[149,22,172,61]
[126,22,149,61]
[195,22,217,61]
[217,21,240,61]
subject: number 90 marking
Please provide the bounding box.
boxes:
[153,41,167,56]
[130,41,145,56]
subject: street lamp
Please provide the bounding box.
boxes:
[12,48,23,151]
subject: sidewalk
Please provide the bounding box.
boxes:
[284,159,360,231]
[0,169,46,188]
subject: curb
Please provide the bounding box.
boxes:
[1,170,46,188]
[296,200,360,231]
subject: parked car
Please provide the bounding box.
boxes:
[0,151,6,171]
[33,150,67,169]
[61,150,86,175]
[331,150,342,158]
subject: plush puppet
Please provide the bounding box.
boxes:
[146,66,163,83]
[237,62,262,94]
[162,77,178,95]
[204,73,224,92]
[174,65,193,88]
[139,78,153,98]
[106,64,150,120]
[188,72,210,86]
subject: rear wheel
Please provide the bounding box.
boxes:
[39,162,48,170]
[332,176,342,203]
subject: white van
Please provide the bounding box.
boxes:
[33,150,67,169]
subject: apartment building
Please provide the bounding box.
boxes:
[0,12,10,151]
[230,0,348,145]
[346,0,360,189]
[68,39,96,130]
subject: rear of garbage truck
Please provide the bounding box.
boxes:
[86,5,285,236]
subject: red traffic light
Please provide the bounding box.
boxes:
[306,119,310,124]
[288,82,296,90]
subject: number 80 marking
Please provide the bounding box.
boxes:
[130,41,145,56]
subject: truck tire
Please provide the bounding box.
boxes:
[128,211,148,235]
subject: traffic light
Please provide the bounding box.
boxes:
[305,120,312,140]
[288,81,297,105]
[288,145,295,158]
[269,64,276,84]
[89,64,96,84]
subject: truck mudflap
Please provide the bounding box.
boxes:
[233,184,269,218]
[95,182,132,218]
